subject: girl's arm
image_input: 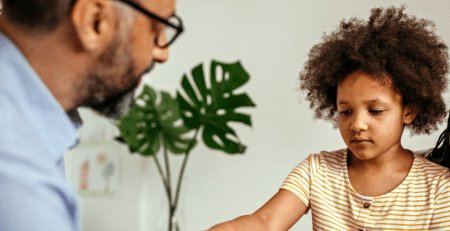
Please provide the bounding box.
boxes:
[206,189,308,231]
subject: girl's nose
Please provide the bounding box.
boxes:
[350,112,368,132]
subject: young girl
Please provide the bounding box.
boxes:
[207,5,450,231]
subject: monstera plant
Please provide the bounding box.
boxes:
[115,60,255,231]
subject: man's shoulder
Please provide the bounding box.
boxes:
[0,93,49,156]
[0,64,54,161]
[0,89,27,130]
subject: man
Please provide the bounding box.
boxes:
[0,0,182,230]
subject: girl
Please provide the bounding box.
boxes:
[207,5,450,230]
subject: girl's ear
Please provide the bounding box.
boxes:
[403,105,419,125]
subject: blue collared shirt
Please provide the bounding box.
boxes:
[0,32,80,230]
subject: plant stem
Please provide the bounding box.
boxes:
[161,134,174,231]
[152,155,171,203]
[173,127,200,210]
[162,134,172,202]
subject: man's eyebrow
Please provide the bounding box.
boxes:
[337,100,348,105]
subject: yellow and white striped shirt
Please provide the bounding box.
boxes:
[281,149,450,230]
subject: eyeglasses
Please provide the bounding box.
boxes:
[117,0,184,48]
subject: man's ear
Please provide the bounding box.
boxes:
[70,0,116,52]
[403,104,419,125]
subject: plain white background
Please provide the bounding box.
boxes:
[64,0,450,230]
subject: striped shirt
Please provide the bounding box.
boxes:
[281,149,450,230]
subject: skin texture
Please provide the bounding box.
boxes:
[206,70,418,231]
[207,189,307,231]
[337,70,417,197]
[0,0,175,118]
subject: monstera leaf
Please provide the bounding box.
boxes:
[177,60,256,154]
[116,85,195,156]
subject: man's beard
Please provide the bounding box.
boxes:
[75,28,154,119]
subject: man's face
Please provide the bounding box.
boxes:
[77,0,176,119]
[131,0,176,71]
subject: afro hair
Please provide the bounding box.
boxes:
[300,5,449,135]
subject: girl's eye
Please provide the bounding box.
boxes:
[370,110,384,114]
[339,111,351,115]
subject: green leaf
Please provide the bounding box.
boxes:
[177,60,256,154]
[116,85,196,156]
[115,136,140,154]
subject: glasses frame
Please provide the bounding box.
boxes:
[117,0,184,48]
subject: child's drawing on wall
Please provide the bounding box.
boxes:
[102,161,115,193]
[79,160,89,190]
[71,142,121,197]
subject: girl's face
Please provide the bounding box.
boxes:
[337,70,417,161]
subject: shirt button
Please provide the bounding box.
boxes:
[363,203,370,208]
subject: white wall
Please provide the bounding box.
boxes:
[65,1,450,231]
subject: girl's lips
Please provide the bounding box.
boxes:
[351,140,371,142]
[351,137,371,142]
[350,140,373,147]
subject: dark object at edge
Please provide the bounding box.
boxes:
[426,110,450,168]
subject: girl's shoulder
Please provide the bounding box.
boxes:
[314,148,348,160]
[411,151,450,176]
[309,149,450,178]
[306,148,348,171]
[408,151,450,191]
[316,148,348,157]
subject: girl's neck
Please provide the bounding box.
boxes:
[347,146,414,197]
[347,145,413,173]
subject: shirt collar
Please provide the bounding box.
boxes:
[0,31,79,157]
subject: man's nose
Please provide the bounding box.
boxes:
[153,47,169,63]
[153,32,169,63]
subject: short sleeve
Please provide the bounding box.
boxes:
[429,170,450,229]
[280,155,312,208]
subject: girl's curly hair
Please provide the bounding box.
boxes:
[300,5,449,135]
